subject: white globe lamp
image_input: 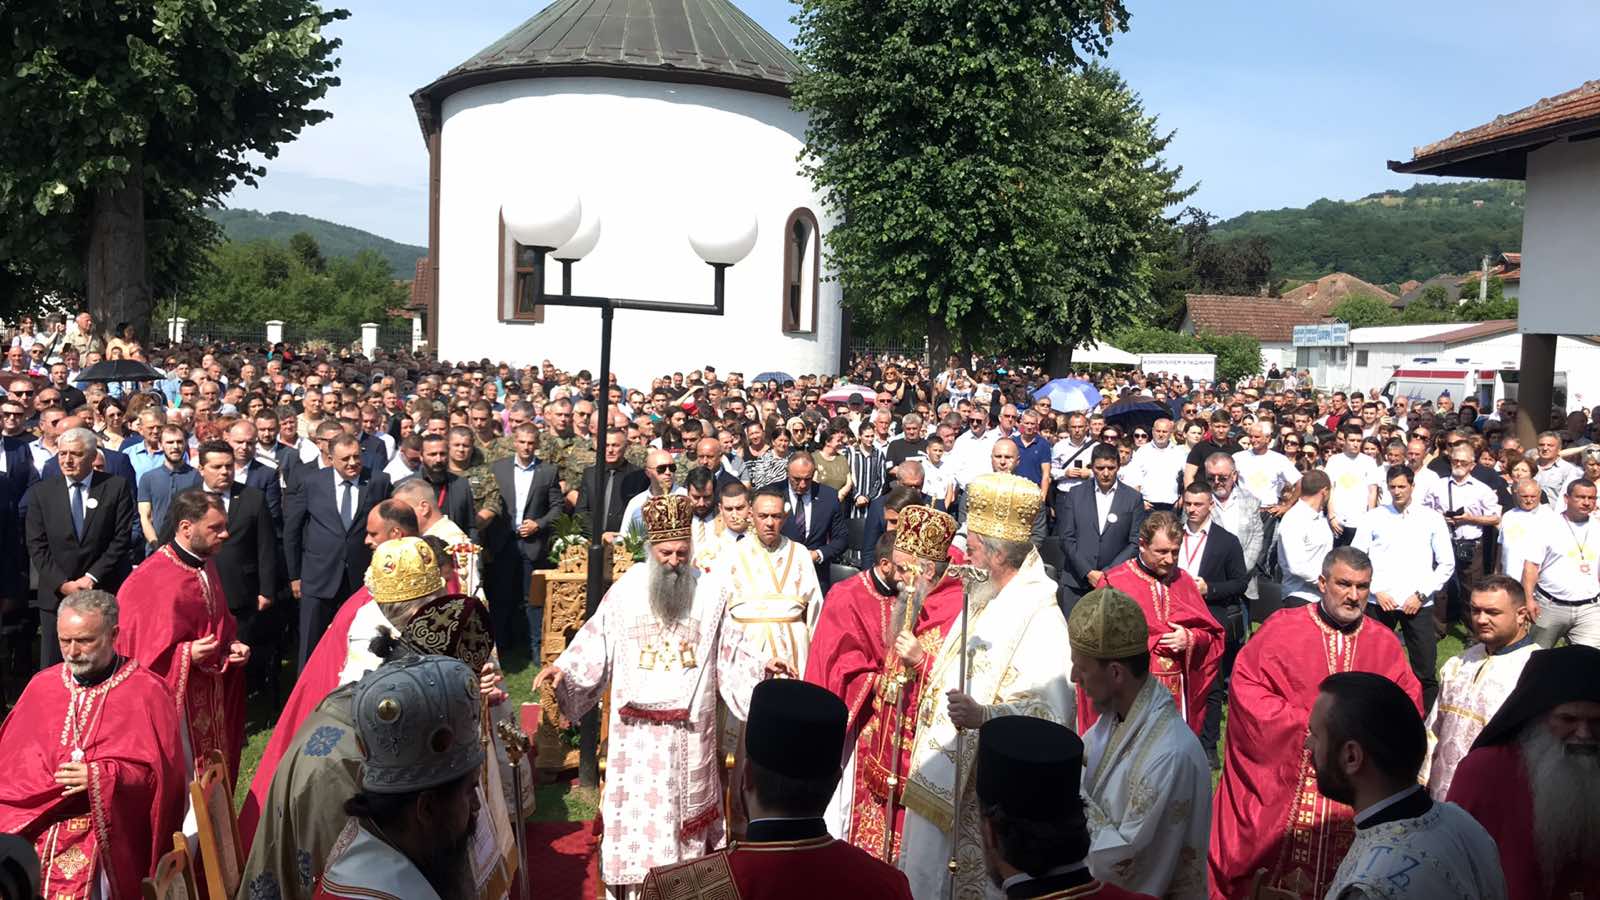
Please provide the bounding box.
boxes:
[553,211,602,262]
[502,188,582,250]
[688,210,759,266]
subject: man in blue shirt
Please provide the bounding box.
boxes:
[1010,408,1053,493]
[136,423,199,549]
[124,406,172,481]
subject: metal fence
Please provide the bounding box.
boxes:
[845,335,928,367]
[182,323,266,347]
[376,324,413,351]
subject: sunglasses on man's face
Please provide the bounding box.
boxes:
[651,463,674,474]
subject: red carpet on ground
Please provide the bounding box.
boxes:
[522,815,601,900]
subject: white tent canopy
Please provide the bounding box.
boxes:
[1073,341,1139,365]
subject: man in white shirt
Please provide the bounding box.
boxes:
[621,447,686,543]
[1532,430,1581,505]
[1499,478,1556,577]
[1231,420,1301,517]
[1423,444,1502,634]
[1405,436,1442,501]
[1277,469,1333,606]
[950,407,998,490]
[1353,465,1455,710]
[1050,411,1096,532]
[1321,423,1380,547]
[1523,477,1600,649]
[1125,417,1187,511]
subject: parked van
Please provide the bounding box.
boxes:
[1379,358,1568,411]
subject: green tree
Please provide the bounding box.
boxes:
[0,1,347,336]
[288,232,327,274]
[183,239,404,333]
[1330,295,1399,328]
[794,0,1183,368]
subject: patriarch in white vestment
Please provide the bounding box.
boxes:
[897,474,1075,900]
[535,494,769,898]
[1070,588,1211,899]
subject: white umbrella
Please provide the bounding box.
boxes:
[821,383,876,404]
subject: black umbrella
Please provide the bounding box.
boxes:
[1102,396,1167,432]
[74,359,164,383]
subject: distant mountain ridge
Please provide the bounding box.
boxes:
[205,208,425,281]
[1212,181,1525,287]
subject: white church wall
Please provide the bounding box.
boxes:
[436,76,843,388]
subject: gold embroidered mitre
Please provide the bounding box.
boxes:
[366,536,446,604]
[965,473,1040,543]
[1067,588,1149,660]
[894,504,958,562]
[642,494,693,543]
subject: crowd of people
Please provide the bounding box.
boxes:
[0,314,1597,900]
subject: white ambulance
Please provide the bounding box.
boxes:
[1379,358,1568,412]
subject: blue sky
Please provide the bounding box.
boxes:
[225,0,1600,245]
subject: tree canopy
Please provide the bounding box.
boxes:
[0,0,347,332]
[182,235,405,334]
[793,0,1187,369]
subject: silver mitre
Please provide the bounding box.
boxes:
[352,654,485,794]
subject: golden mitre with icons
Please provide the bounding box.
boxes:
[642,493,693,543]
[366,536,446,605]
[1067,587,1150,661]
[893,505,958,562]
[965,472,1041,543]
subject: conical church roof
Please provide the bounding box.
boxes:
[412,0,802,136]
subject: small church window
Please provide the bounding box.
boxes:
[782,208,819,334]
[498,212,544,324]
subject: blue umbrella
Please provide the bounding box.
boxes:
[752,371,795,385]
[1032,378,1101,413]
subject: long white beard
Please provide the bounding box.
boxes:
[1522,725,1600,882]
[965,575,1000,614]
[648,555,697,623]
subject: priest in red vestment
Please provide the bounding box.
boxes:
[1090,511,1224,735]
[1208,546,1421,900]
[1446,645,1600,900]
[819,506,962,861]
[641,679,913,900]
[0,591,187,900]
[238,501,419,848]
[114,489,247,781]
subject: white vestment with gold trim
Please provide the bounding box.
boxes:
[1083,677,1211,899]
[896,551,1075,900]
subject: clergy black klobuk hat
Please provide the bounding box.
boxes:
[976,715,1084,821]
[745,679,846,779]
[1473,645,1600,748]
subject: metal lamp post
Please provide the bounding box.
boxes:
[502,191,758,786]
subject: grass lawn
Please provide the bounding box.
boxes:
[235,617,1476,816]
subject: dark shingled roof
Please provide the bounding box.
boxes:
[411,0,802,138]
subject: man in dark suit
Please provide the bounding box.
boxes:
[1177,480,1250,769]
[415,432,473,536]
[779,454,848,589]
[226,419,282,529]
[486,423,563,661]
[575,430,648,540]
[23,427,135,667]
[284,433,392,669]
[194,440,278,691]
[1060,444,1147,614]
[859,462,926,569]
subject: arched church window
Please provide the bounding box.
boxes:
[498,211,544,324]
[782,208,819,334]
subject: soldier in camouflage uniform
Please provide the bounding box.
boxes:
[447,426,502,562]
[467,400,515,465]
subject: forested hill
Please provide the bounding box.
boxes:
[205,208,425,281]
[1211,181,1524,286]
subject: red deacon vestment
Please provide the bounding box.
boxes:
[641,830,914,900]
[1208,604,1421,900]
[115,544,246,782]
[0,659,187,900]
[1085,559,1223,735]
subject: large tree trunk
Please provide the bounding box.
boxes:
[1045,342,1074,376]
[85,149,150,345]
[927,311,952,369]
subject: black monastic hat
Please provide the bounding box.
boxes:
[745,679,846,779]
[1473,645,1600,748]
[976,715,1084,821]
